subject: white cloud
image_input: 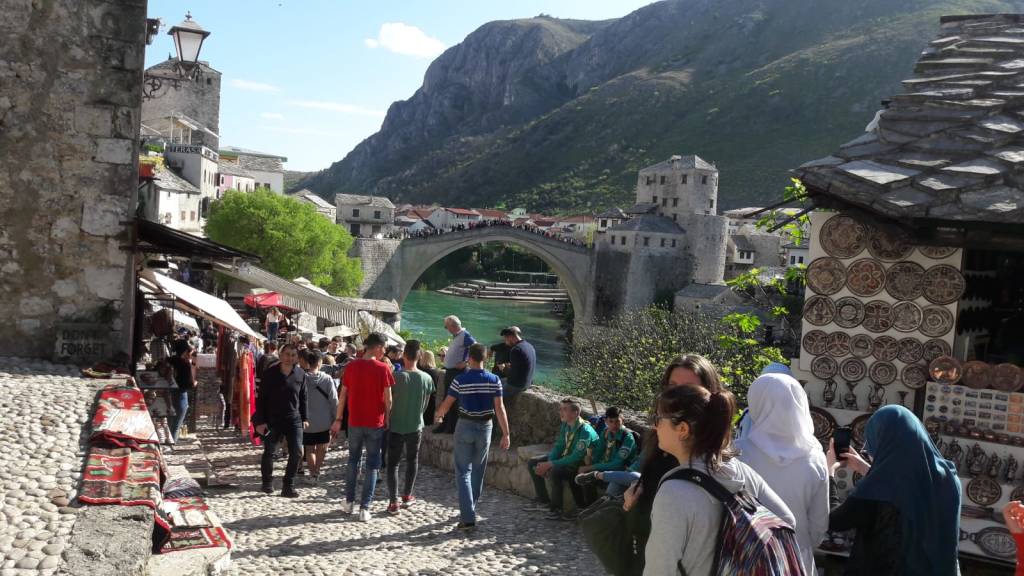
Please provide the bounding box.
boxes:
[229,79,281,93]
[364,22,445,59]
[260,112,285,120]
[288,100,387,118]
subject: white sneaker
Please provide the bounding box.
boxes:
[340,500,353,514]
[358,508,371,522]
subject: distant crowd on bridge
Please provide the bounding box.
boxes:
[388,218,588,247]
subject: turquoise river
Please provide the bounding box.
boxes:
[400,289,570,387]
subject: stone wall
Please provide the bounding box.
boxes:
[349,237,403,299]
[0,0,146,359]
[680,213,729,284]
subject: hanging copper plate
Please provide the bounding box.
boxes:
[863,300,894,333]
[872,336,899,362]
[1011,485,1024,503]
[962,361,992,390]
[967,476,1003,507]
[806,257,847,295]
[846,259,887,297]
[850,334,874,358]
[922,339,952,362]
[929,355,963,385]
[827,332,852,357]
[922,264,966,305]
[820,215,868,258]
[892,301,923,333]
[840,357,868,381]
[803,296,836,326]
[869,361,898,386]
[851,414,871,447]
[802,330,829,356]
[867,226,914,261]
[811,356,839,380]
[896,337,925,364]
[834,297,865,329]
[810,406,836,446]
[920,305,954,338]
[974,527,1017,561]
[885,261,926,301]
[992,363,1023,393]
[902,364,929,390]
[918,245,958,260]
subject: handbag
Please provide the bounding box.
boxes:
[578,495,645,576]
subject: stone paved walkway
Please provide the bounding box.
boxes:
[199,428,604,575]
[0,359,98,574]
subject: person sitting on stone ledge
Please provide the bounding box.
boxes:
[574,406,638,503]
[525,398,598,520]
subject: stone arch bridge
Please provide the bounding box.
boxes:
[351,227,596,326]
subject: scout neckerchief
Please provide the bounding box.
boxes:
[603,428,623,462]
[560,417,586,458]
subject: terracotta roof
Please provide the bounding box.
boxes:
[475,208,508,219]
[446,208,481,217]
[399,208,434,220]
[559,215,594,224]
[795,14,1024,227]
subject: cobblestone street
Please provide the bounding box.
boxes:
[199,428,603,576]
[0,359,98,574]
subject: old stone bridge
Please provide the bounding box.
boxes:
[350,227,597,325]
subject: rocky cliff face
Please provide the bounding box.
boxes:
[297,0,1024,211]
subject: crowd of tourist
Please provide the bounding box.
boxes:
[244,314,1024,576]
[396,218,588,247]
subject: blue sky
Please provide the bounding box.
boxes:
[145,1,653,172]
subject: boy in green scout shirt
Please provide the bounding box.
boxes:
[526,398,599,520]
[574,406,637,504]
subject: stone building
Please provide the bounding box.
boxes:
[595,207,627,232]
[218,146,287,192]
[138,167,203,234]
[335,194,395,237]
[292,189,337,222]
[635,154,720,220]
[141,59,221,149]
[217,161,256,194]
[0,0,146,357]
[725,233,783,278]
[164,142,218,205]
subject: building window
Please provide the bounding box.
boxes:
[646,176,654,185]
[672,214,677,221]
[180,211,186,221]
[660,238,666,247]
[653,195,658,204]
[709,199,715,209]
[660,175,666,185]
[798,256,805,264]
[702,175,708,185]
[372,224,381,235]
[621,236,627,246]
[671,239,677,248]
[681,174,688,184]
[643,237,649,247]
[190,211,196,221]
[601,219,608,228]
[662,198,668,207]
[353,208,360,217]
[374,210,381,219]
[351,223,361,236]
[672,198,679,207]
[790,256,796,265]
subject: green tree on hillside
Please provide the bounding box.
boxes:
[206,188,362,295]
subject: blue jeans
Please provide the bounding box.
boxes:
[602,470,641,497]
[346,426,385,510]
[171,389,189,442]
[267,322,279,341]
[454,418,492,524]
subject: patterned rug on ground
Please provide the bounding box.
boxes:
[78,446,164,508]
[160,496,233,553]
[90,383,160,449]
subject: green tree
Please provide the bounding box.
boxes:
[206,188,363,295]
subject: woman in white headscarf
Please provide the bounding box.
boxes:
[735,371,829,575]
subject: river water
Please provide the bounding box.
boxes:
[400,289,569,387]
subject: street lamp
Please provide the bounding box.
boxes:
[142,12,211,101]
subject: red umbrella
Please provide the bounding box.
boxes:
[243,292,297,311]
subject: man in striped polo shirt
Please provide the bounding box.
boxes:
[435,343,511,530]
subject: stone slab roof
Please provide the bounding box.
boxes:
[335,193,395,209]
[625,203,658,215]
[294,189,334,209]
[731,235,757,252]
[675,282,734,301]
[154,167,199,194]
[596,207,627,219]
[218,161,254,178]
[640,154,717,173]
[794,14,1024,227]
[219,145,287,161]
[608,214,684,234]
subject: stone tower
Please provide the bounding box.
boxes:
[141,58,221,148]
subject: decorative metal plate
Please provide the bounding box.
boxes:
[810,406,836,446]
[918,245,958,260]
[867,226,913,261]
[929,355,963,385]
[869,361,898,386]
[820,215,868,258]
[922,338,952,362]
[851,414,871,448]
[967,476,1003,507]
[872,336,899,362]
[885,261,926,301]
[802,330,829,356]
[863,300,894,333]
[1011,484,1024,503]
[892,301,923,333]
[920,305,954,337]
[827,332,851,357]
[993,363,1023,393]
[897,337,924,364]
[922,264,966,305]
[811,356,839,380]
[846,259,887,297]
[974,527,1017,561]
[806,257,847,295]
[963,361,992,390]
[834,297,865,329]
[803,296,836,326]
[850,334,874,358]
[840,357,868,382]
[902,364,929,390]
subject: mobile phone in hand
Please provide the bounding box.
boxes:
[833,427,853,460]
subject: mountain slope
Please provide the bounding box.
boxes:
[296,0,1024,212]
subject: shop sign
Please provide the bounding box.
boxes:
[165,144,219,162]
[54,323,109,361]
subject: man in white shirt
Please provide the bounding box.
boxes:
[435,315,475,434]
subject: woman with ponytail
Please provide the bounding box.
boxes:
[643,384,795,575]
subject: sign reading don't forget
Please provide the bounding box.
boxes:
[55,323,109,362]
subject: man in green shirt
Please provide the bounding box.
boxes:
[385,340,436,514]
[526,398,599,520]
[574,406,637,504]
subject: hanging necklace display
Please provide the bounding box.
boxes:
[868,384,886,412]
[960,527,1017,561]
[843,380,860,411]
[822,378,838,408]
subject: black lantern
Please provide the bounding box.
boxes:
[168,12,210,69]
[142,12,212,101]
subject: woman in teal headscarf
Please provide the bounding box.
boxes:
[827,404,961,575]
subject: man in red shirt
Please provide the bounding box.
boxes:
[331,332,394,521]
